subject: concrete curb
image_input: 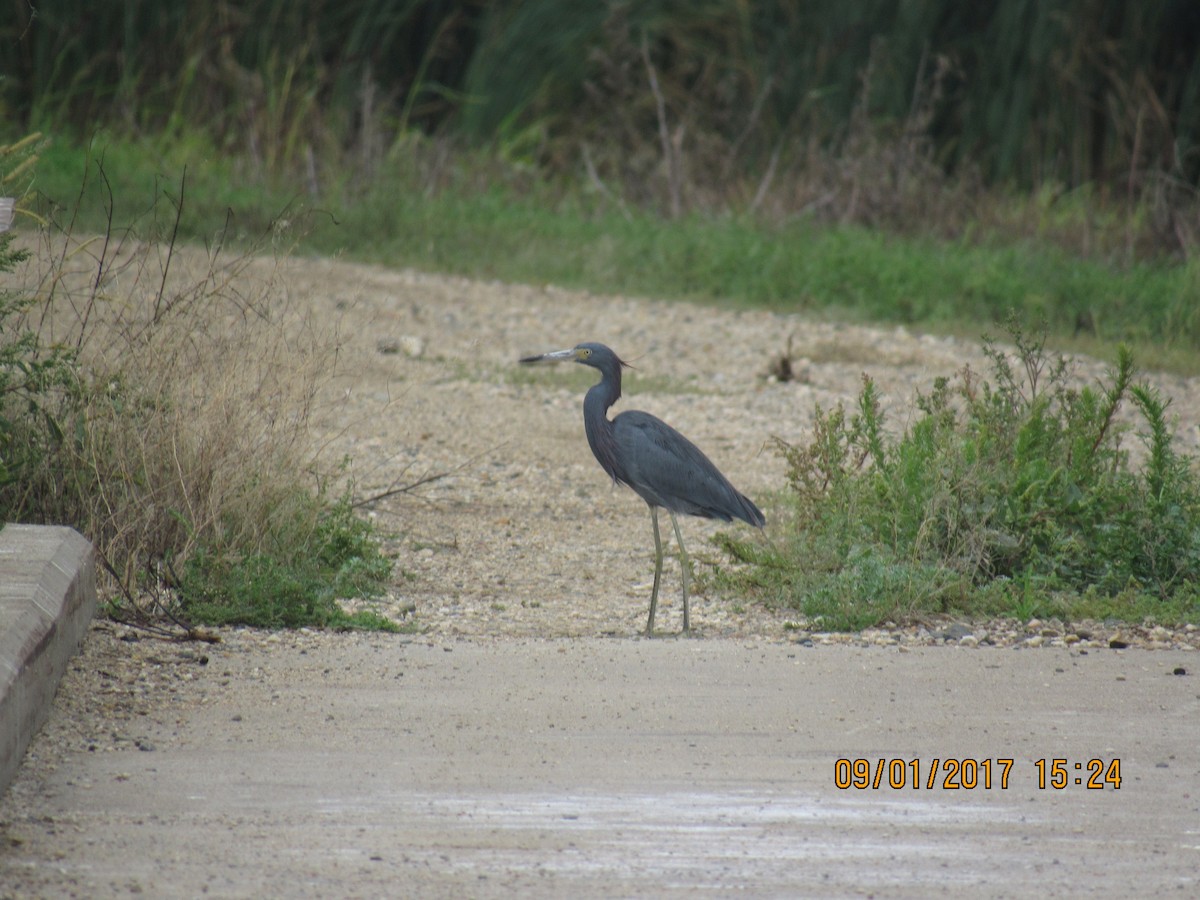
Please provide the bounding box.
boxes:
[0,524,96,797]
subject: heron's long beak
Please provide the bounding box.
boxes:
[519,348,579,364]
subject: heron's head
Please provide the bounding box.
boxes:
[519,342,629,373]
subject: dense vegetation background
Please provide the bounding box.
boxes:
[5,1,1200,247]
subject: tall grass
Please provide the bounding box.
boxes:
[2,150,397,631]
[28,236,325,583]
[5,1,1199,256]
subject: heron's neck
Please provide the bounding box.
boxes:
[583,378,618,431]
[583,373,622,481]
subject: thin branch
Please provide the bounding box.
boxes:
[749,142,783,215]
[305,144,320,199]
[97,550,221,643]
[726,74,774,178]
[581,143,632,222]
[152,165,185,325]
[641,32,681,219]
[73,176,113,348]
[354,469,452,507]
[351,442,509,509]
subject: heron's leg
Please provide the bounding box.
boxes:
[646,505,664,637]
[668,511,691,634]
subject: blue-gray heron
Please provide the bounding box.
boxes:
[520,342,765,636]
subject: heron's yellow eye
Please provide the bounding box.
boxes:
[578,348,591,359]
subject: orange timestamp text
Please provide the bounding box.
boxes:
[834,757,1121,790]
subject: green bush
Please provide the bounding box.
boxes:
[722,318,1200,628]
[0,232,77,509]
[177,494,397,631]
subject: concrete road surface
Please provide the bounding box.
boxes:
[1,629,1197,898]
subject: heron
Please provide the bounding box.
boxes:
[520,342,765,636]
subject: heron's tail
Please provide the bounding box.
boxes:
[733,491,766,529]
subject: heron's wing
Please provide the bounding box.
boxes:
[612,410,763,526]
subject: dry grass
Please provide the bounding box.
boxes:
[15,222,338,592]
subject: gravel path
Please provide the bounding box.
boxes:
[2,256,1199,897]
[283,256,1200,647]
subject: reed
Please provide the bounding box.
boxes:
[6,0,1197,196]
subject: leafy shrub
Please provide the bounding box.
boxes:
[0,233,76,500]
[177,494,397,631]
[0,137,77,508]
[724,317,1200,628]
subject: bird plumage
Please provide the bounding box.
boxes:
[611,411,765,525]
[520,341,764,635]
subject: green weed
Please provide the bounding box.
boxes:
[177,494,396,631]
[721,317,1200,629]
[0,234,76,499]
[0,137,75,500]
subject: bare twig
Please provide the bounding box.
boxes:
[97,550,221,644]
[151,165,185,325]
[581,143,632,222]
[726,75,774,178]
[305,144,320,198]
[749,143,782,215]
[353,470,452,507]
[16,0,36,41]
[1128,108,1144,262]
[359,63,377,172]
[38,152,109,348]
[352,442,510,509]
[641,33,681,219]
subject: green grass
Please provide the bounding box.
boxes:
[30,135,1200,374]
[340,179,1200,368]
[32,135,291,243]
